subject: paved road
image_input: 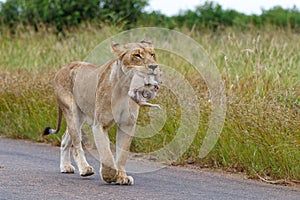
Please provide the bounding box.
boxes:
[0,138,299,200]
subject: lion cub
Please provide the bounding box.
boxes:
[128,65,162,109]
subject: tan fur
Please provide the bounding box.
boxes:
[45,41,161,185]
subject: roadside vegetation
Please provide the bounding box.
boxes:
[0,0,299,183]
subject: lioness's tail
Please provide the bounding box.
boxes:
[43,107,63,135]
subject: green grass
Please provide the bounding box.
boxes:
[0,25,299,182]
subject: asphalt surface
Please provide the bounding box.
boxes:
[0,137,299,200]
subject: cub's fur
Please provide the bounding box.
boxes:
[128,66,162,109]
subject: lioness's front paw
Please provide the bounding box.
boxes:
[80,166,95,177]
[116,175,134,185]
[60,164,75,173]
[101,165,118,183]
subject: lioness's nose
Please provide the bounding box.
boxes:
[148,64,158,70]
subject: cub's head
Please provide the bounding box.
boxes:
[111,40,159,75]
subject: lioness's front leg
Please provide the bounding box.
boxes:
[115,126,135,185]
[92,125,118,183]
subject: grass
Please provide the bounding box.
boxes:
[0,25,299,182]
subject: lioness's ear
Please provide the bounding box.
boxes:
[140,40,153,46]
[111,42,125,55]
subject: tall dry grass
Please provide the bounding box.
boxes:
[0,25,299,181]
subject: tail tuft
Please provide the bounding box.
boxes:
[43,126,52,135]
[43,107,62,136]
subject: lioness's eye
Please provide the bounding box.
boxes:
[151,53,155,57]
[134,54,142,59]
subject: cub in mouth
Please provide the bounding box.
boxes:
[128,64,162,109]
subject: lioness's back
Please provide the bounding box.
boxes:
[54,62,101,118]
[54,62,97,90]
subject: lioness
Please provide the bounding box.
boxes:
[44,41,161,185]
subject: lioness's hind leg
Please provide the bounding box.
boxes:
[63,107,95,176]
[60,129,75,173]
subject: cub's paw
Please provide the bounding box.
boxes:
[80,166,95,177]
[60,164,75,174]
